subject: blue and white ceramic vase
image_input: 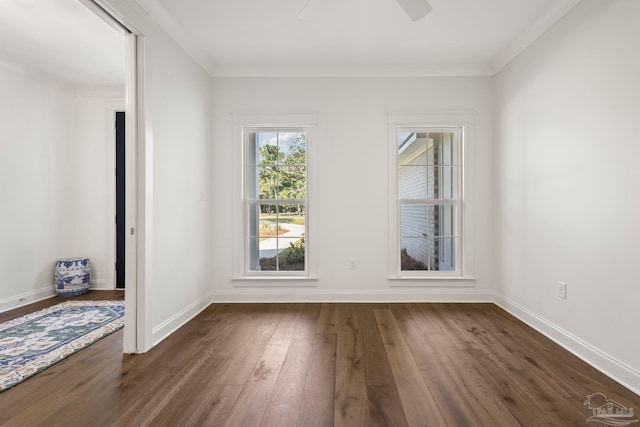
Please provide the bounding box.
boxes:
[54,258,91,297]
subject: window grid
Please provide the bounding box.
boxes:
[397,128,462,274]
[244,128,308,275]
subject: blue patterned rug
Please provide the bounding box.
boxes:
[0,300,124,392]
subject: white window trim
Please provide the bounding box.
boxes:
[231,113,318,285]
[387,112,476,285]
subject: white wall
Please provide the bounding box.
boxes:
[494,0,640,393]
[102,0,214,350]
[211,77,494,301]
[146,34,213,345]
[0,65,123,311]
[0,65,75,309]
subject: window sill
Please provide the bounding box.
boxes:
[232,276,319,287]
[388,276,476,287]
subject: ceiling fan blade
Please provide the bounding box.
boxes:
[396,0,432,21]
[297,0,327,20]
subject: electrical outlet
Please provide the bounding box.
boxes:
[349,258,357,270]
[558,281,567,300]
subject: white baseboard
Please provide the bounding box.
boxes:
[494,292,640,396]
[0,287,56,313]
[151,292,213,347]
[90,279,115,291]
[211,289,495,303]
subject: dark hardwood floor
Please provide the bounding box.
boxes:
[0,295,638,426]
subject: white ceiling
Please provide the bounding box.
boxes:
[136,0,582,77]
[0,0,125,87]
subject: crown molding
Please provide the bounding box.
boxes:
[491,0,583,74]
[210,63,494,78]
[133,0,213,74]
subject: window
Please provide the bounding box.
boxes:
[244,128,308,274]
[395,127,462,276]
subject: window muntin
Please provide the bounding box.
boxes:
[245,129,308,274]
[397,128,461,274]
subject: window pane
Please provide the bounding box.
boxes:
[399,166,427,199]
[425,166,438,199]
[280,132,307,166]
[278,166,306,200]
[251,166,277,199]
[248,204,277,238]
[400,238,430,270]
[399,166,457,200]
[400,204,457,271]
[278,208,306,236]
[438,204,456,237]
[249,237,278,271]
[278,237,305,271]
[257,132,283,165]
[400,204,429,237]
[437,166,457,199]
[435,237,457,271]
[250,204,284,271]
[248,204,278,271]
[400,237,457,271]
[427,132,457,166]
[398,132,458,166]
[248,203,307,272]
[397,131,413,147]
[400,204,457,237]
[398,133,427,165]
[258,208,282,238]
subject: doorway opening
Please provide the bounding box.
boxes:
[115,111,126,289]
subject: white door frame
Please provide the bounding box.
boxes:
[122,31,140,354]
[81,0,145,354]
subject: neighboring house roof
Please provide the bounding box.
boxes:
[398,133,430,166]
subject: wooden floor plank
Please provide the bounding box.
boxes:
[260,337,316,427]
[212,304,285,386]
[150,366,242,427]
[223,304,306,426]
[297,333,337,427]
[316,303,338,334]
[373,308,447,426]
[361,305,410,427]
[156,384,243,427]
[334,304,370,427]
[261,304,319,427]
